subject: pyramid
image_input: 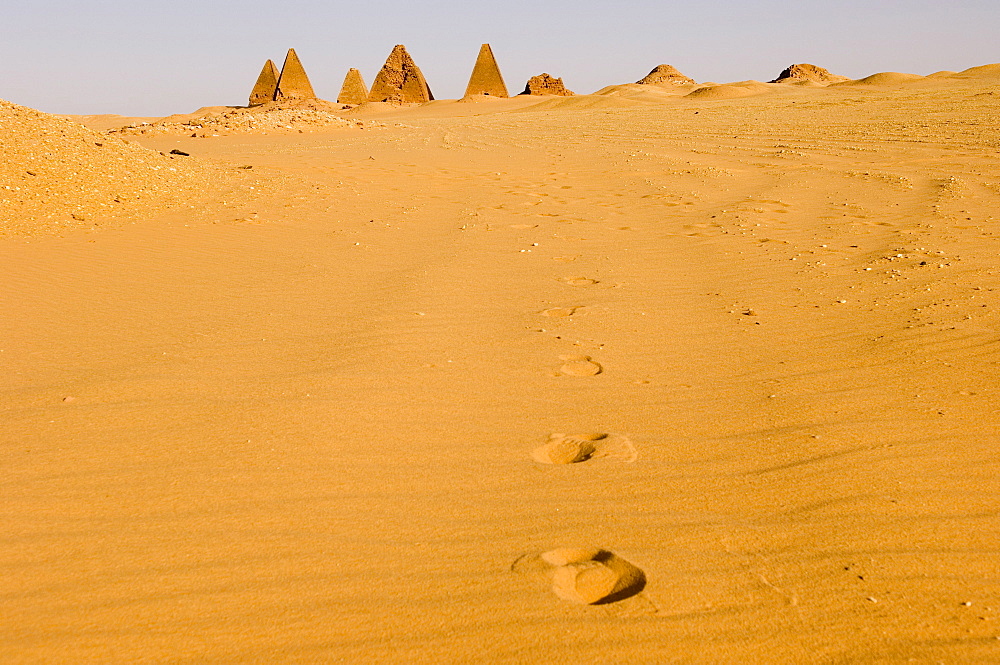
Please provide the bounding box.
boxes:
[275,48,316,101]
[771,64,850,84]
[338,68,369,105]
[368,45,433,103]
[521,73,574,96]
[464,44,508,98]
[248,59,279,106]
[636,64,695,86]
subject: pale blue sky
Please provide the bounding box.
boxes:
[2,0,996,116]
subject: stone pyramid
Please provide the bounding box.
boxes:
[249,59,279,106]
[464,43,508,98]
[771,64,849,84]
[367,45,434,103]
[275,48,316,101]
[338,68,368,105]
[636,64,695,86]
[522,73,574,96]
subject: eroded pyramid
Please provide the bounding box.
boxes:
[521,73,574,96]
[636,64,695,86]
[464,44,508,98]
[338,68,368,105]
[770,64,849,84]
[368,45,433,103]
[275,48,316,101]
[248,59,279,106]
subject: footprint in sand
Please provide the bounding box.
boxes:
[512,547,647,605]
[558,354,602,376]
[559,276,598,286]
[531,432,636,465]
[539,306,581,318]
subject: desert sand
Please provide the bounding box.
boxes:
[3,64,1000,663]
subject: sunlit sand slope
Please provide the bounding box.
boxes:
[3,70,1000,663]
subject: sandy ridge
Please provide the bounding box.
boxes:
[111,99,388,137]
[1,98,250,235]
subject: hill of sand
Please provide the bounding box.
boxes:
[0,99,218,234]
[837,71,927,86]
[111,99,382,136]
[511,94,649,112]
[59,113,162,131]
[4,66,1000,663]
[595,82,694,98]
[952,63,1000,78]
[685,80,774,100]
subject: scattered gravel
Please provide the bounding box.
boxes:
[111,99,384,137]
[0,97,225,235]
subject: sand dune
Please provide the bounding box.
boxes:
[685,80,773,100]
[0,99,222,234]
[952,62,1000,78]
[111,100,380,136]
[3,67,1000,663]
[60,113,161,131]
[594,83,696,102]
[511,93,650,112]
[836,71,927,86]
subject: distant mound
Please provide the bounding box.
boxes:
[339,101,412,116]
[513,95,647,112]
[521,73,575,96]
[457,93,508,103]
[156,106,232,125]
[0,98,208,234]
[838,72,926,86]
[112,99,382,137]
[952,63,1000,79]
[594,83,690,102]
[771,63,849,84]
[685,80,772,100]
[61,113,161,132]
[636,64,695,86]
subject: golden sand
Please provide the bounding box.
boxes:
[3,65,1000,662]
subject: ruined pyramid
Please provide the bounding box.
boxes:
[367,45,433,103]
[248,59,279,106]
[521,73,574,96]
[464,44,508,98]
[770,63,850,84]
[338,68,368,105]
[275,48,316,101]
[636,64,695,86]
